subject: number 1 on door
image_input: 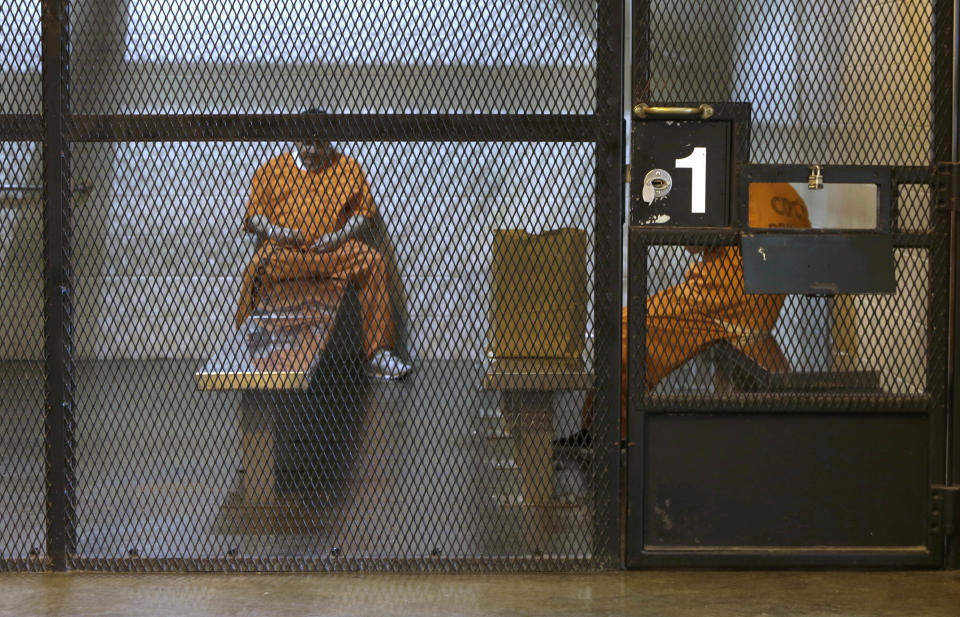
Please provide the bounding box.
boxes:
[675,147,707,214]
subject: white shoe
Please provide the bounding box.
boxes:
[369,349,413,381]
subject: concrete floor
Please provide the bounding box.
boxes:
[1,571,959,617]
[1,359,598,565]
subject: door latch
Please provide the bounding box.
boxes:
[935,162,960,212]
[931,485,959,536]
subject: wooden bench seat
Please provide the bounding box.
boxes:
[483,357,593,392]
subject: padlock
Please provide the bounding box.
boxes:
[808,164,824,190]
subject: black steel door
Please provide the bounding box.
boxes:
[626,0,956,567]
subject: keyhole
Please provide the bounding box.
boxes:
[758,247,767,261]
[641,169,673,204]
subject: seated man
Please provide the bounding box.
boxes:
[559,182,810,447]
[235,121,411,380]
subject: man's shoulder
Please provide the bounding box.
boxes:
[259,152,294,172]
[336,153,362,170]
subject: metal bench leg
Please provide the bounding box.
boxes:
[502,390,555,507]
[501,390,557,555]
[240,392,276,506]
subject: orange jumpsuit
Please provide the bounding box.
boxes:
[621,182,811,410]
[236,153,394,358]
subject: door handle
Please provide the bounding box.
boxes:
[633,103,715,120]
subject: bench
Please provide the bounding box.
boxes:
[482,357,593,554]
[710,341,882,393]
[195,278,350,391]
[194,278,363,534]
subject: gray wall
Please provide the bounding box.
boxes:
[0,0,936,394]
[2,0,599,363]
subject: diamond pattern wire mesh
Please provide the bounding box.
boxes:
[1,0,951,572]
[67,141,606,570]
[643,244,935,408]
[1,0,45,571]
[71,1,598,114]
[1,1,41,117]
[634,0,948,412]
[644,0,933,166]
[898,183,933,232]
[0,142,46,570]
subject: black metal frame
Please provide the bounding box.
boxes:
[0,115,598,143]
[41,0,75,573]
[6,0,957,572]
[4,0,626,572]
[625,0,956,569]
[595,0,627,568]
[934,0,958,570]
[946,0,960,571]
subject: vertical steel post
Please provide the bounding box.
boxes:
[947,0,960,570]
[934,0,959,570]
[41,0,75,571]
[595,0,625,565]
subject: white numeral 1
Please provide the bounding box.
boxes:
[675,147,707,214]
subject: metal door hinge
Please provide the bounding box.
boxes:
[931,485,959,536]
[934,162,960,212]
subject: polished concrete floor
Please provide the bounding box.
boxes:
[1,359,598,566]
[1,571,959,617]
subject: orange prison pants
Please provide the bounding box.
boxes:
[237,239,394,358]
[589,247,790,427]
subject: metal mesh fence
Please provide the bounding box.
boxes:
[1,0,46,573]
[640,243,939,409]
[65,140,606,569]
[71,1,598,115]
[642,0,934,166]
[0,142,46,571]
[3,0,621,571]
[1,1,40,117]
[631,0,949,416]
[1,0,954,571]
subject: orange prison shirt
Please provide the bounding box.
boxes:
[244,153,376,244]
[235,154,394,357]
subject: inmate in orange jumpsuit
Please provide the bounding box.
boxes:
[235,153,394,358]
[619,182,811,411]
